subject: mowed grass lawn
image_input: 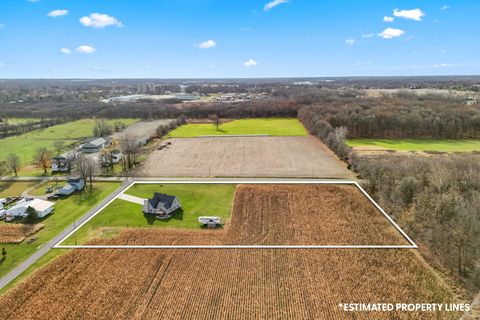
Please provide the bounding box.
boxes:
[63,184,236,245]
[0,181,36,197]
[347,138,480,152]
[0,182,121,279]
[167,118,307,137]
[0,118,138,165]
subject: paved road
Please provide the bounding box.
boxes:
[0,179,133,291]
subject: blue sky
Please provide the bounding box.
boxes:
[0,0,479,78]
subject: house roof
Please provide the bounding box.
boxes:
[83,137,107,148]
[61,184,75,191]
[9,198,55,212]
[67,176,83,184]
[148,193,177,210]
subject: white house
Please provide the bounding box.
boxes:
[52,151,77,172]
[4,198,55,221]
[143,193,182,218]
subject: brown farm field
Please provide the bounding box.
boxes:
[0,184,461,319]
[0,224,44,244]
[0,239,459,319]
[139,136,353,178]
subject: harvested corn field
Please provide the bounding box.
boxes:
[0,234,459,320]
[225,184,410,245]
[0,185,460,319]
[139,136,353,178]
[0,224,44,244]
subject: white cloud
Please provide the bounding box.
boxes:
[378,27,405,39]
[47,9,68,17]
[243,59,258,67]
[441,5,450,10]
[362,33,374,38]
[383,16,394,22]
[393,8,425,21]
[345,38,355,45]
[264,0,287,11]
[79,13,123,28]
[76,45,96,53]
[433,63,453,68]
[60,48,71,55]
[197,40,216,49]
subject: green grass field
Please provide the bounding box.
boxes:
[167,118,307,137]
[1,118,41,125]
[0,182,121,281]
[62,183,236,245]
[0,181,36,197]
[0,118,138,165]
[347,138,480,152]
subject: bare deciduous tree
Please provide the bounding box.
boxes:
[53,140,65,156]
[119,134,141,173]
[209,114,222,131]
[93,119,113,137]
[75,154,96,189]
[6,153,21,176]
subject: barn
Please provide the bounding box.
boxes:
[143,193,182,218]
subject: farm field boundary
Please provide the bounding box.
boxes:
[54,180,417,249]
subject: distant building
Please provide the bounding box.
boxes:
[1,198,55,221]
[465,97,480,105]
[174,93,201,101]
[81,137,108,153]
[51,151,77,172]
[143,193,182,218]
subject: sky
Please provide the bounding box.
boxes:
[0,0,479,78]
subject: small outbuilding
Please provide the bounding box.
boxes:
[143,193,182,218]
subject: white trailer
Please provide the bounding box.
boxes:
[198,216,221,226]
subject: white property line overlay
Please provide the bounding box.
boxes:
[54,180,417,249]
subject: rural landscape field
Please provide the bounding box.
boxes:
[1,0,479,318]
[61,183,411,246]
[0,184,460,319]
[140,135,352,178]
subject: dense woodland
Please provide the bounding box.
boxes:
[351,155,480,292]
[297,93,480,139]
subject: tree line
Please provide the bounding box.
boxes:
[0,118,65,138]
[351,154,480,292]
[297,96,480,139]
